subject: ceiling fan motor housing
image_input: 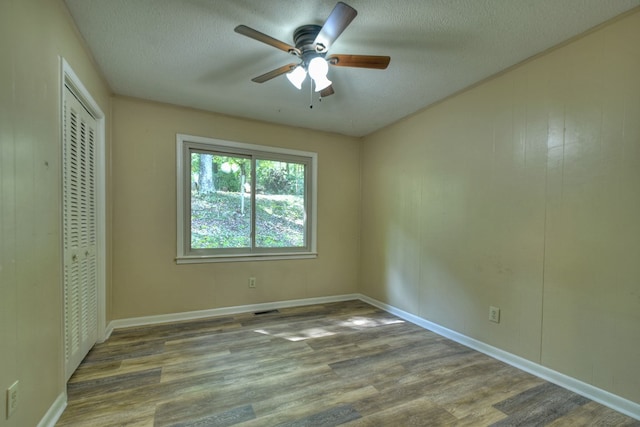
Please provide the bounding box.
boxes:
[293,25,326,65]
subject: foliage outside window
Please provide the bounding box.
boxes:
[176,134,317,263]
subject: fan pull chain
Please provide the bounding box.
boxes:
[309,82,324,108]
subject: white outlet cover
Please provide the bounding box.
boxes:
[6,380,18,419]
[489,306,500,323]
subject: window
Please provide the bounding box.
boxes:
[176,134,317,263]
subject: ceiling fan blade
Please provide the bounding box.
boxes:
[313,2,357,52]
[235,25,300,56]
[327,54,390,69]
[320,85,335,97]
[251,63,298,83]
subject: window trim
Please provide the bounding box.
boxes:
[176,134,317,263]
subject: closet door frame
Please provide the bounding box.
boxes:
[60,58,107,377]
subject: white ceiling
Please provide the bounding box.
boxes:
[64,0,640,137]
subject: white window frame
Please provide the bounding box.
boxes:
[176,134,317,263]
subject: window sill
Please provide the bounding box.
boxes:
[176,252,318,264]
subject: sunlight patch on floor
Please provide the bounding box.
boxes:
[253,315,405,342]
[253,327,336,342]
[340,316,405,328]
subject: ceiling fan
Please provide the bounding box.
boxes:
[234,1,390,98]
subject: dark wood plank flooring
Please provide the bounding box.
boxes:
[57,300,639,426]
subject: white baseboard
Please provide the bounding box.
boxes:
[38,392,66,427]
[106,294,361,331]
[358,294,640,421]
[101,323,114,342]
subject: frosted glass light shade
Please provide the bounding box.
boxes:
[286,66,306,90]
[313,76,332,92]
[308,57,332,92]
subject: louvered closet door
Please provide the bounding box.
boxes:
[63,85,98,381]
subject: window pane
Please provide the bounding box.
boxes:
[178,135,317,261]
[255,159,306,248]
[190,151,252,249]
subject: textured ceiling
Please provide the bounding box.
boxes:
[64,0,640,137]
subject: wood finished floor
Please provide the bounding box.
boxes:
[57,300,639,426]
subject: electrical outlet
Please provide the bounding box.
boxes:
[248,277,256,288]
[489,306,500,323]
[6,381,18,419]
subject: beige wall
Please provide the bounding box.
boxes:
[0,0,112,426]
[3,0,638,423]
[110,97,361,319]
[360,9,640,404]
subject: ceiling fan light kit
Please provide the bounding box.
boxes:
[234,1,390,98]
